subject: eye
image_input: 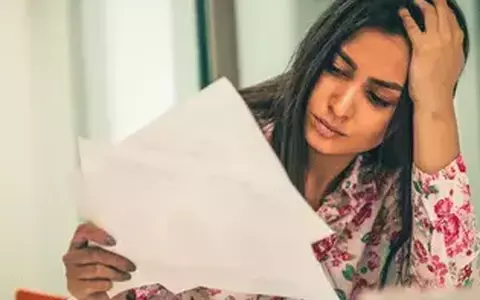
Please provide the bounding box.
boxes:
[366,91,392,108]
[326,64,351,78]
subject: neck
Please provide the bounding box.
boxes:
[305,146,355,209]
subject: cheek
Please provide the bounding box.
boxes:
[307,77,333,111]
[357,113,393,146]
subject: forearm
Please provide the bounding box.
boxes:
[413,99,460,173]
[409,105,479,288]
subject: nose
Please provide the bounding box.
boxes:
[328,82,361,119]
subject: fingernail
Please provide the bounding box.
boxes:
[123,272,132,280]
[105,235,116,246]
[128,263,137,272]
[73,240,89,249]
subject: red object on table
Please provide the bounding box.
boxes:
[15,289,66,300]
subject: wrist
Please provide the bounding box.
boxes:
[413,95,460,173]
[414,97,455,120]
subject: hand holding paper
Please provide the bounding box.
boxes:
[77,78,337,300]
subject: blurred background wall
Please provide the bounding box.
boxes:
[0,0,478,298]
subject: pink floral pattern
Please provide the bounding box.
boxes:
[129,155,479,300]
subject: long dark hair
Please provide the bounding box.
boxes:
[239,0,469,288]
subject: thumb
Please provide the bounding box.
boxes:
[69,222,116,250]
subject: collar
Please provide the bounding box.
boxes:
[316,155,379,233]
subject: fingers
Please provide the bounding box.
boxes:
[68,263,132,282]
[434,0,464,42]
[400,0,464,46]
[63,246,136,273]
[431,0,451,35]
[70,222,116,250]
[65,223,136,300]
[67,279,112,300]
[415,0,438,33]
[64,246,135,300]
[399,8,422,43]
[88,293,111,300]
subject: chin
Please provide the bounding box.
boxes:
[305,131,348,156]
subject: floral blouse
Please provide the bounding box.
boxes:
[126,154,479,300]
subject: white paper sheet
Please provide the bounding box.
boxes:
[77,78,337,300]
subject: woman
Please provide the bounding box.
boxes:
[62,0,479,299]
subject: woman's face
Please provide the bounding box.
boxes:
[305,28,410,157]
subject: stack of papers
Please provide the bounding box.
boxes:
[77,78,336,300]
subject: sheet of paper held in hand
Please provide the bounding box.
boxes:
[77,78,337,300]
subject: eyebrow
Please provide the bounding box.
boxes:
[368,78,404,91]
[337,50,404,92]
[338,50,357,70]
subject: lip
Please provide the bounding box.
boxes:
[311,114,346,137]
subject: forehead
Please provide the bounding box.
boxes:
[340,28,410,83]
